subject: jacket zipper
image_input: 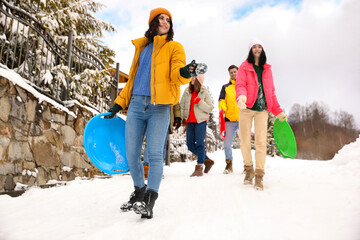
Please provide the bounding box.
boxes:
[128,43,140,102]
[152,37,158,105]
[128,62,138,101]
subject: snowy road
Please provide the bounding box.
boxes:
[0,142,360,240]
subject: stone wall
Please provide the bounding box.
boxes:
[0,76,104,193]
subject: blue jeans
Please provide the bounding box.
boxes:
[224,121,239,160]
[125,95,170,192]
[186,122,207,164]
[143,131,168,165]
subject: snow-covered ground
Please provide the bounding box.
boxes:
[0,137,359,240]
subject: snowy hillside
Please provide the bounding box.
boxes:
[0,137,359,240]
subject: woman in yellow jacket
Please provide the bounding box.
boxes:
[105,8,203,219]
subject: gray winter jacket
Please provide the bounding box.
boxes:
[180,85,214,123]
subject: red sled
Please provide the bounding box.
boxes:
[219,109,226,140]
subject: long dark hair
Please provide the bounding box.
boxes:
[189,78,202,93]
[247,48,267,66]
[145,15,174,42]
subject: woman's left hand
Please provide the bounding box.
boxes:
[276,112,287,121]
[173,117,182,130]
[180,60,197,78]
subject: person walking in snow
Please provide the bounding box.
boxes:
[218,65,240,174]
[142,102,182,179]
[180,74,214,177]
[235,38,286,190]
[104,8,203,219]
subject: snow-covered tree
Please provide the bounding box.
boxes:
[169,126,191,162]
[12,0,116,66]
[1,0,116,110]
[205,125,216,153]
[267,112,279,156]
[205,86,220,151]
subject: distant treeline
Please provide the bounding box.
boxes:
[288,101,359,160]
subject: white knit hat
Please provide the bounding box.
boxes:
[248,38,264,52]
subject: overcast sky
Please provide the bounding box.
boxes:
[96,0,360,126]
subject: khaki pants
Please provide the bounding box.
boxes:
[239,109,268,171]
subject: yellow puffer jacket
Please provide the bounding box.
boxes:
[114,34,191,108]
[218,79,239,122]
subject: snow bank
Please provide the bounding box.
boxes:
[331,135,360,170]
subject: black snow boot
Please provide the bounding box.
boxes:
[133,189,158,219]
[120,185,146,211]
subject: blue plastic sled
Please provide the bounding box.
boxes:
[83,112,129,175]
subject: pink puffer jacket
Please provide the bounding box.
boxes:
[235,60,282,116]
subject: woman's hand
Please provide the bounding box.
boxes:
[173,117,182,130]
[180,60,197,78]
[236,95,247,109]
[194,97,201,104]
[104,104,123,119]
[276,112,287,121]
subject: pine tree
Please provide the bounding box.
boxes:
[267,112,279,156]
[1,0,116,110]
[207,111,218,151]
[169,127,191,162]
[14,0,116,66]
[205,86,218,152]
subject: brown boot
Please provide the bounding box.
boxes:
[190,164,204,177]
[243,165,254,184]
[241,165,246,175]
[144,165,149,180]
[204,156,214,173]
[223,159,233,174]
[254,169,265,190]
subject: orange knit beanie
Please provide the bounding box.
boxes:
[148,8,172,26]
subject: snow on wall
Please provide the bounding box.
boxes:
[0,64,101,118]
